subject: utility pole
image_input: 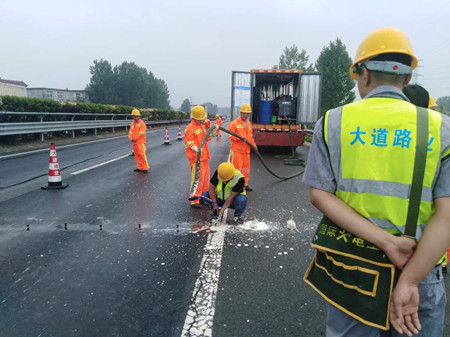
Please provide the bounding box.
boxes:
[412,59,423,84]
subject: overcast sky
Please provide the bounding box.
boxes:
[2,0,449,109]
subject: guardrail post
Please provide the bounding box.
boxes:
[71,115,75,138]
[94,116,98,135]
[112,115,115,133]
[39,115,45,141]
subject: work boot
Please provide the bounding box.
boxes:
[134,169,141,172]
[190,203,202,209]
[245,185,253,192]
[142,170,148,174]
[233,217,244,225]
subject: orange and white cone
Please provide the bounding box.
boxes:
[177,126,183,141]
[163,127,171,145]
[42,143,68,190]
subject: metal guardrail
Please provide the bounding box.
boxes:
[0,111,190,140]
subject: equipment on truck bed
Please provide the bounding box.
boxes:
[230,69,322,148]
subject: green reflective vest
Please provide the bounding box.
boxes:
[216,169,246,200]
[324,97,443,238]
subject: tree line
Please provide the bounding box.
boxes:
[86,59,170,110]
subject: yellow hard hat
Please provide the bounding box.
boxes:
[217,162,235,181]
[350,27,418,80]
[192,105,206,120]
[429,94,437,109]
[131,109,141,116]
[240,103,252,113]
[216,114,220,117]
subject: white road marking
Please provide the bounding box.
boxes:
[181,229,226,336]
[71,154,130,175]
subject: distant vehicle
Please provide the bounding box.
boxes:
[230,69,322,148]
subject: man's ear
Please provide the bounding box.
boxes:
[403,73,412,87]
[361,68,371,87]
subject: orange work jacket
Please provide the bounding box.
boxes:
[128,118,147,144]
[184,120,210,163]
[227,117,256,154]
[216,116,222,126]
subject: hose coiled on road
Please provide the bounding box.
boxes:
[189,125,305,198]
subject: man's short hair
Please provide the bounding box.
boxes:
[371,52,412,67]
[403,84,430,108]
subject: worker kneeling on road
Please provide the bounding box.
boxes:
[201,162,247,225]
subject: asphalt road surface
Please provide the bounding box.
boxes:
[0,126,449,337]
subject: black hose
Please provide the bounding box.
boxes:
[189,124,305,197]
[274,117,306,166]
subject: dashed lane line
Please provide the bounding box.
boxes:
[71,154,130,175]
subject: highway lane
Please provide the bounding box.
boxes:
[0,129,448,336]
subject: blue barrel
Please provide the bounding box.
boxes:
[258,101,273,124]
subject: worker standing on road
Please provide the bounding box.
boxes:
[204,118,211,130]
[128,109,149,173]
[215,114,223,137]
[227,103,257,191]
[184,105,211,208]
[201,162,247,224]
[302,27,450,336]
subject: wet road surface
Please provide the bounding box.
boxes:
[0,128,448,336]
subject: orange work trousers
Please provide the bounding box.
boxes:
[229,150,250,185]
[133,143,149,170]
[190,160,210,205]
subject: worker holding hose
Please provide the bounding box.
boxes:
[201,162,247,225]
[215,114,222,137]
[184,105,211,208]
[227,103,257,191]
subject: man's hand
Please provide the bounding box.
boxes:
[383,235,417,269]
[252,145,258,152]
[130,138,136,143]
[191,145,199,153]
[218,207,225,220]
[389,279,421,336]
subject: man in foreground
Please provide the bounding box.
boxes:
[303,27,450,336]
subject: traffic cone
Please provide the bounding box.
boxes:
[177,126,183,141]
[163,127,171,145]
[41,143,68,190]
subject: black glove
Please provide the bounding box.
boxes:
[212,209,219,217]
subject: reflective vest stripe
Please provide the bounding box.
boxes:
[216,170,246,200]
[325,98,442,238]
[195,129,202,135]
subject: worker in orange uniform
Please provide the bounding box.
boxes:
[227,103,257,191]
[215,114,223,137]
[128,109,149,173]
[184,105,212,208]
[204,118,211,130]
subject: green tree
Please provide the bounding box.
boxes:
[204,102,218,116]
[436,96,450,113]
[86,59,170,109]
[274,44,314,71]
[180,98,191,112]
[316,38,355,116]
[86,59,115,104]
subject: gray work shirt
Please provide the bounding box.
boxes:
[303,85,450,199]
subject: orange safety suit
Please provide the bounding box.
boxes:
[215,116,222,136]
[205,119,211,130]
[128,118,149,170]
[227,116,256,186]
[184,120,211,205]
